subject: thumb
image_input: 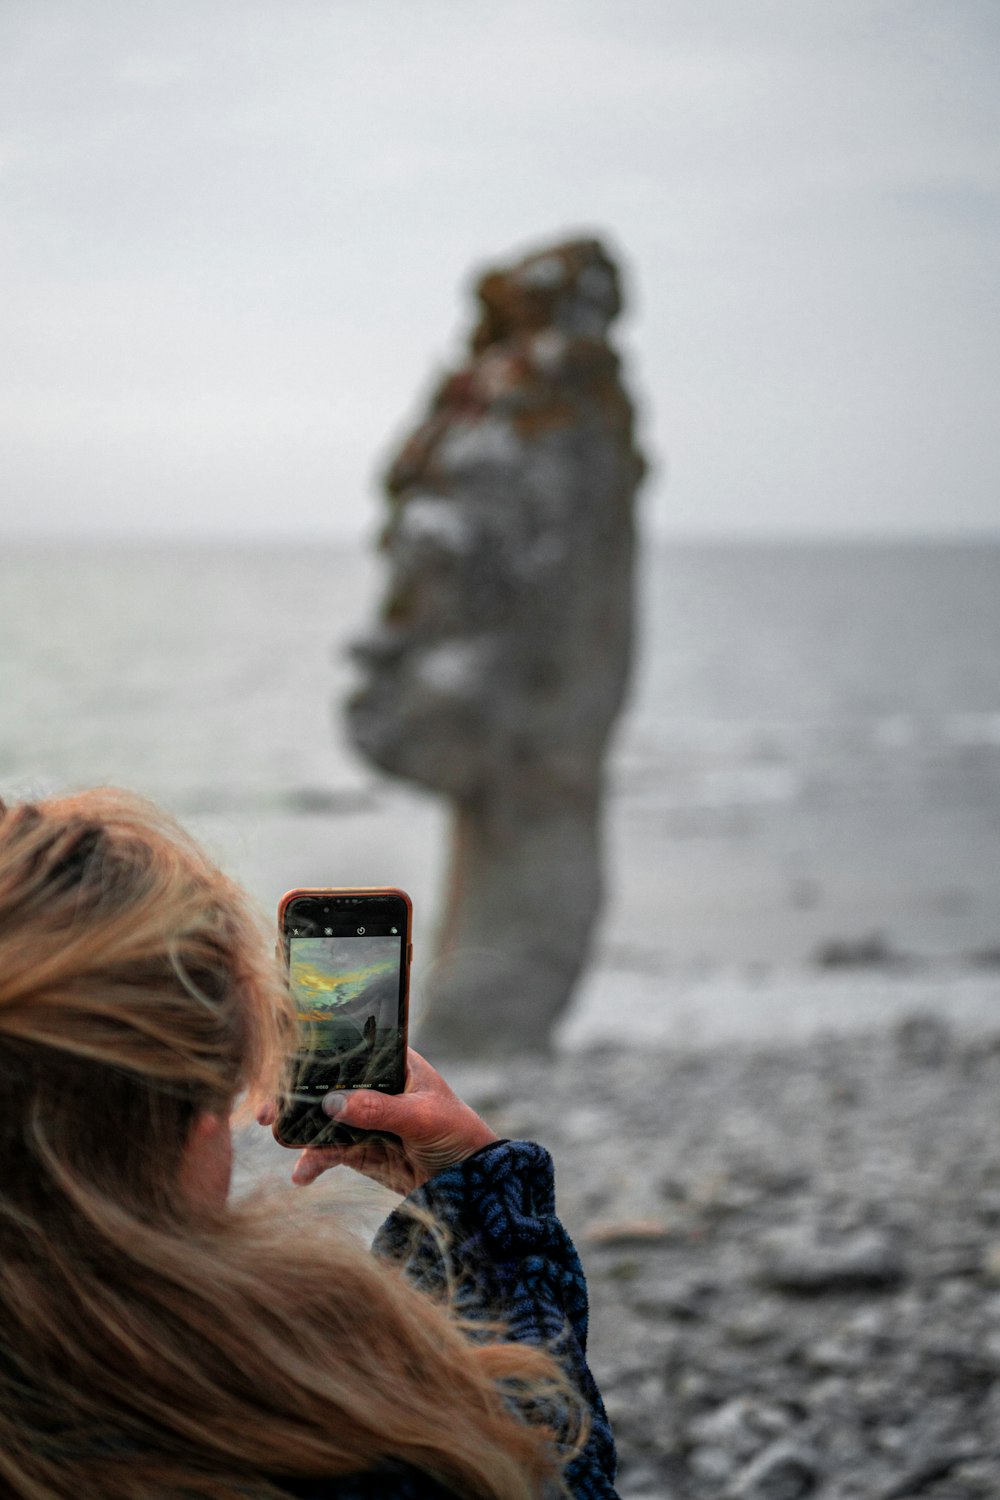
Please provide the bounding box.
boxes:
[322,1087,413,1135]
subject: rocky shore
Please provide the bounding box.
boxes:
[236,1014,1000,1500]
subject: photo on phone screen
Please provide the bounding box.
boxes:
[275,889,410,1148]
[289,932,403,1091]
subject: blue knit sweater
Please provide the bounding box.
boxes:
[278,1139,619,1499]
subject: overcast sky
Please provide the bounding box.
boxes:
[1,0,998,540]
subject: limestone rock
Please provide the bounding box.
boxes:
[347,237,645,1055]
[759,1227,907,1295]
[730,1441,820,1500]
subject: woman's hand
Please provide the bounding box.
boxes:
[261,1048,498,1196]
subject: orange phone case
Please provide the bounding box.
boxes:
[274,888,412,1148]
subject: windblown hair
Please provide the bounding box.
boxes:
[0,789,572,1500]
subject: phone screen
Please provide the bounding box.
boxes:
[289,931,404,1091]
[276,890,410,1147]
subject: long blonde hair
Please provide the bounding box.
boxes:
[0,789,574,1499]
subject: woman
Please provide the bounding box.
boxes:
[0,789,618,1499]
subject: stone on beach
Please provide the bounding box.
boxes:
[759,1227,907,1295]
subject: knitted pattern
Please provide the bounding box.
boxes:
[280,1141,619,1500]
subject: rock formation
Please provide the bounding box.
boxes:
[347,236,646,1055]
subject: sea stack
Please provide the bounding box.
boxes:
[348,236,646,1055]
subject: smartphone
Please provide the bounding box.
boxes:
[274,887,412,1149]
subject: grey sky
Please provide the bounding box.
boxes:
[1,0,998,539]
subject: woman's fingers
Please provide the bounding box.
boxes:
[292,1138,410,1192]
[291,1145,348,1185]
[262,1047,496,1189]
[320,1048,497,1184]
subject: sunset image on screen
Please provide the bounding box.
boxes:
[290,935,400,1057]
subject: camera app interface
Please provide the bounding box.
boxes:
[289,932,403,1091]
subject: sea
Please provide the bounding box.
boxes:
[2,538,999,1048]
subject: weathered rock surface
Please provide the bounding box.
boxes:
[347,236,646,1055]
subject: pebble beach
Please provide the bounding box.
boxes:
[235,1011,1000,1500]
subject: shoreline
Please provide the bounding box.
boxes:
[556,966,1000,1052]
[182,792,1000,1061]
